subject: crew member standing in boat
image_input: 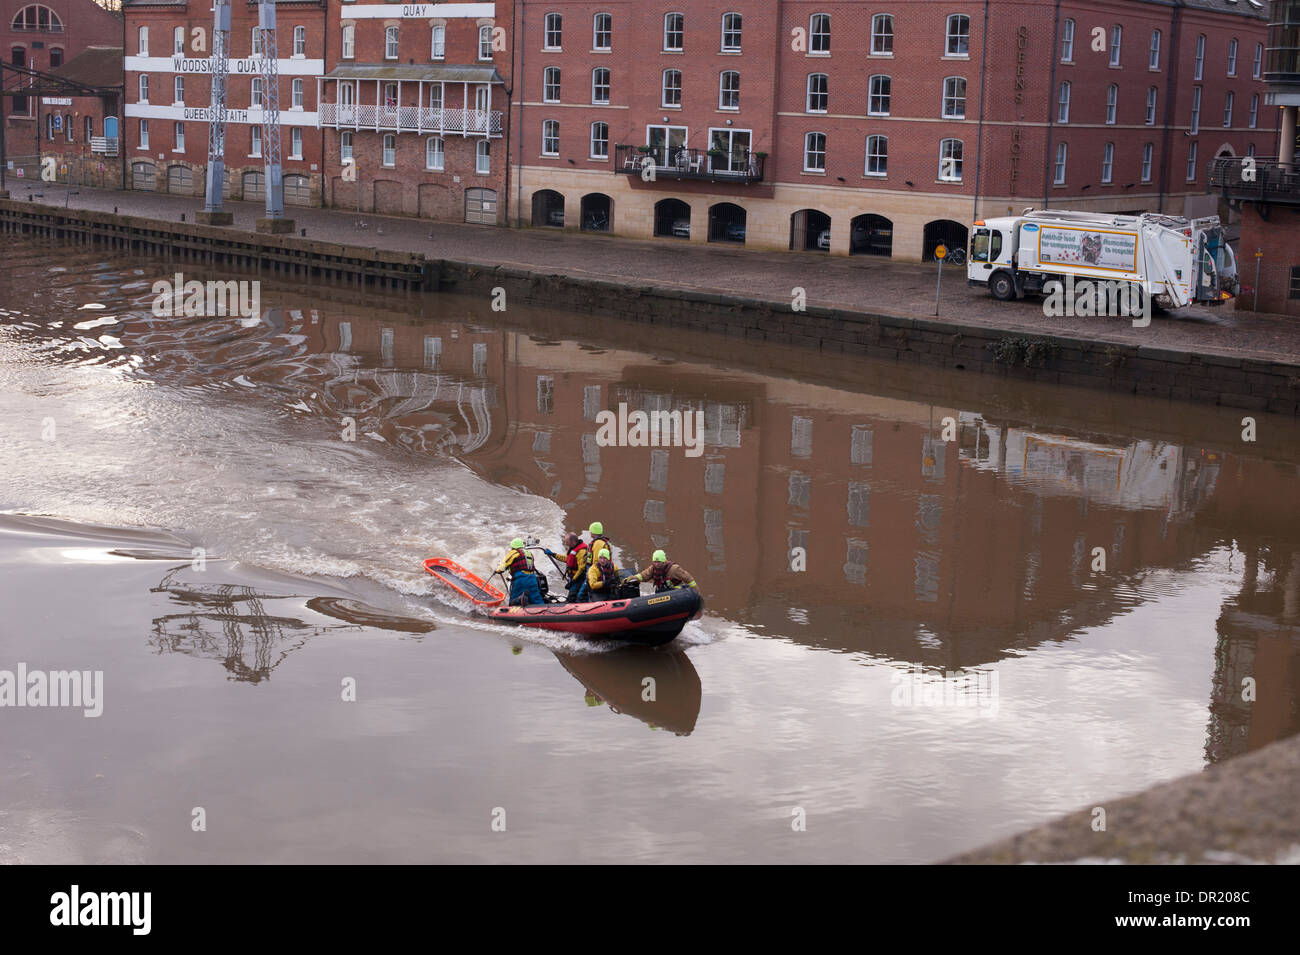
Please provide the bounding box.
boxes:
[584,522,621,599]
[626,550,698,593]
[497,537,544,606]
[563,532,590,603]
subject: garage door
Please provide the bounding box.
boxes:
[464,188,497,225]
[131,162,156,191]
[242,171,265,201]
[166,165,193,194]
[283,174,311,206]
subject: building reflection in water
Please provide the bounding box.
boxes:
[103,283,1300,756]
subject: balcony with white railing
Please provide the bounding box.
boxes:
[90,137,118,156]
[318,103,503,137]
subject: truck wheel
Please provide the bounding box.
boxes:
[990,272,1017,301]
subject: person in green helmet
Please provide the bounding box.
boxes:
[584,521,621,599]
[496,537,544,606]
[625,549,697,593]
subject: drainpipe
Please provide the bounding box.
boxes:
[121,5,127,191]
[503,0,516,227]
[320,0,327,206]
[1042,0,1061,209]
[515,0,524,227]
[1159,2,1183,213]
[972,0,990,220]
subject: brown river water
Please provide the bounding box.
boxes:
[1,235,1299,863]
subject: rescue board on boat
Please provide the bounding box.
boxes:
[423,557,506,606]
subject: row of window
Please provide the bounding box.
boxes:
[137,24,312,58]
[1049,140,1238,186]
[1060,20,1264,80]
[44,113,95,142]
[336,131,493,174]
[538,65,969,118]
[340,23,493,61]
[538,11,963,57]
[137,74,311,110]
[137,118,306,159]
[1055,82,1261,131]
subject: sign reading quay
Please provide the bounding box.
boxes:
[173,56,275,74]
[342,3,496,19]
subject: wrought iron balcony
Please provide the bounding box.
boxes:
[613,145,765,183]
[1208,157,1300,206]
[317,103,503,137]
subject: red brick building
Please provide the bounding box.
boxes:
[122,0,327,201]
[511,0,1277,258]
[316,1,508,223]
[3,0,123,171]
[36,45,124,188]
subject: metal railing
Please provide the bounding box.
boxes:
[90,136,118,156]
[1207,157,1300,205]
[318,102,503,137]
[613,145,765,183]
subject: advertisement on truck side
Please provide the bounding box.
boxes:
[1034,226,1139,273]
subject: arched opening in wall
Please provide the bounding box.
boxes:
[465,188,497,224]
[790,209,830,251]
[532,189,565,227]
[418,182,447,218]
[283,174,311,206]
[580,193,611,232]
[373,179,403,215]
[850,214,893,256]
[923,219,968,261]
[654,198,690,239]
[165,164,192,194]
[708,202,746,243]
[131,162,156,191]
[242,170,265,201]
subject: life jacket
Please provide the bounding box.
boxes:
[589,535,611,563]
[590,554,617,591]
[649,561,679,593]
[504,547,535,578]
[565,541,590,583]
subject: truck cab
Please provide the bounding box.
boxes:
[967,218,1018,300]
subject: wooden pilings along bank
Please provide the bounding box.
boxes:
[0,201,433,292]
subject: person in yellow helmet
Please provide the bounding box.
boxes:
[496,537,543,606]
[584,521,621,599]
[626,550,697,593]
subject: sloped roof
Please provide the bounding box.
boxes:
[50,46,124,89]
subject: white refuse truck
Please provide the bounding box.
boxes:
[966,209,1238,308]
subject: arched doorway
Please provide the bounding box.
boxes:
[531,189,565,227]
[850,214,893,256]
[242,170,265,201]
[373,180,402,215]
[790,209,831,251]
[131,162,156,191]
[580,193,611,232]
[283,174,311,206]
[465,188,497,224]
[923,219,968,261]
[708,202,746,243]
[166,164,192,194]
[655,198,690,238]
